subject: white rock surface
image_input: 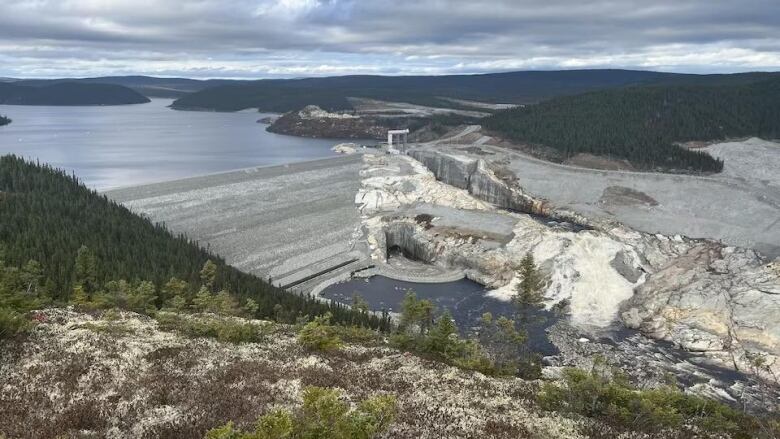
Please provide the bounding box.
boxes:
[332,143,358,154]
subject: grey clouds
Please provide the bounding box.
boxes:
[1,0,778,78]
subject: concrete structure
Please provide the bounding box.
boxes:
[387,129,409,153]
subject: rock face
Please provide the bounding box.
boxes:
[383,221,439,263]
[621,244,780,377]
[408,148,589,227]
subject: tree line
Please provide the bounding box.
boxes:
[483,77,780,173]
[0,155,390,332]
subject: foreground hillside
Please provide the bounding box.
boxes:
[0,82,149,106]
[483,78,780,173]
[2,309,776,439]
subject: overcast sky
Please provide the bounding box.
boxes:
[1,0,779,79]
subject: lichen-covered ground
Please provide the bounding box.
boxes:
[0,309,608,439]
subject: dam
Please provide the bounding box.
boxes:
[107,154,373,292]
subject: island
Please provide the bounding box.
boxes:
[0,115,10,126]
[0,82,150,106]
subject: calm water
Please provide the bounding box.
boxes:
[0,99,349,190]
[321,275,558,354]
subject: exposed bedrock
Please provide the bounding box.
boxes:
[408,148,589,227]
[383,221,439,263]
[621,244,780,377]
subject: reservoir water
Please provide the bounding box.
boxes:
[0,99,346,190]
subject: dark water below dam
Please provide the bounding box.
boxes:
[321,275,559,355]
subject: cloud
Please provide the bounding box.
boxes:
[0,0,778,78]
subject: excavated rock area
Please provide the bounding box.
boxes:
[352,147,780,405]
[474,133,780,259]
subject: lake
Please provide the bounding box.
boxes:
[0,99,350,190]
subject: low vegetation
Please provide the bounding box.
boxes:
[155,312,270,344]
[539,361,779,438]
[484,78,780,173]
[206,386,397,439]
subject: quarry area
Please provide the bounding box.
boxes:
[107,127,780,409]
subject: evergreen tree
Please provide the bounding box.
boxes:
[128,281,157,314]
[514,252,545,327]
[73,245,98,294]
[200,260,218,291]
[399,292,435,336]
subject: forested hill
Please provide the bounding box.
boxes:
[0,115,9,126]
[0,82,150,105]
[0,155,387,329]
[170,69,676,112]
[10,76,242,99]
[483,78,780,173]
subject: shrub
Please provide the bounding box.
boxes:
[255,409,293,439]
[204,386,397,439]
[204,421,243,439]
[155,312,267,344]
[297,313,343,352]
[538,365,768,438]
[0,307,30,339]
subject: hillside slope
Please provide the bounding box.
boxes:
[0,82,150,105]
[483,78,780,173]
[2,309,774,439]
[0,155,385,329]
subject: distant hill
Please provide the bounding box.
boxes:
[170,69,685,112]
[11,76,242,99]
[0,82,150,105]
[482,77,780,173]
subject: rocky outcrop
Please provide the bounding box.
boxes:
[621,244,780,377]
[332,143,358,154]
[267,105,387,139]
[408,148,590,227]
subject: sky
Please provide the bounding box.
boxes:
[1,0,779,79]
